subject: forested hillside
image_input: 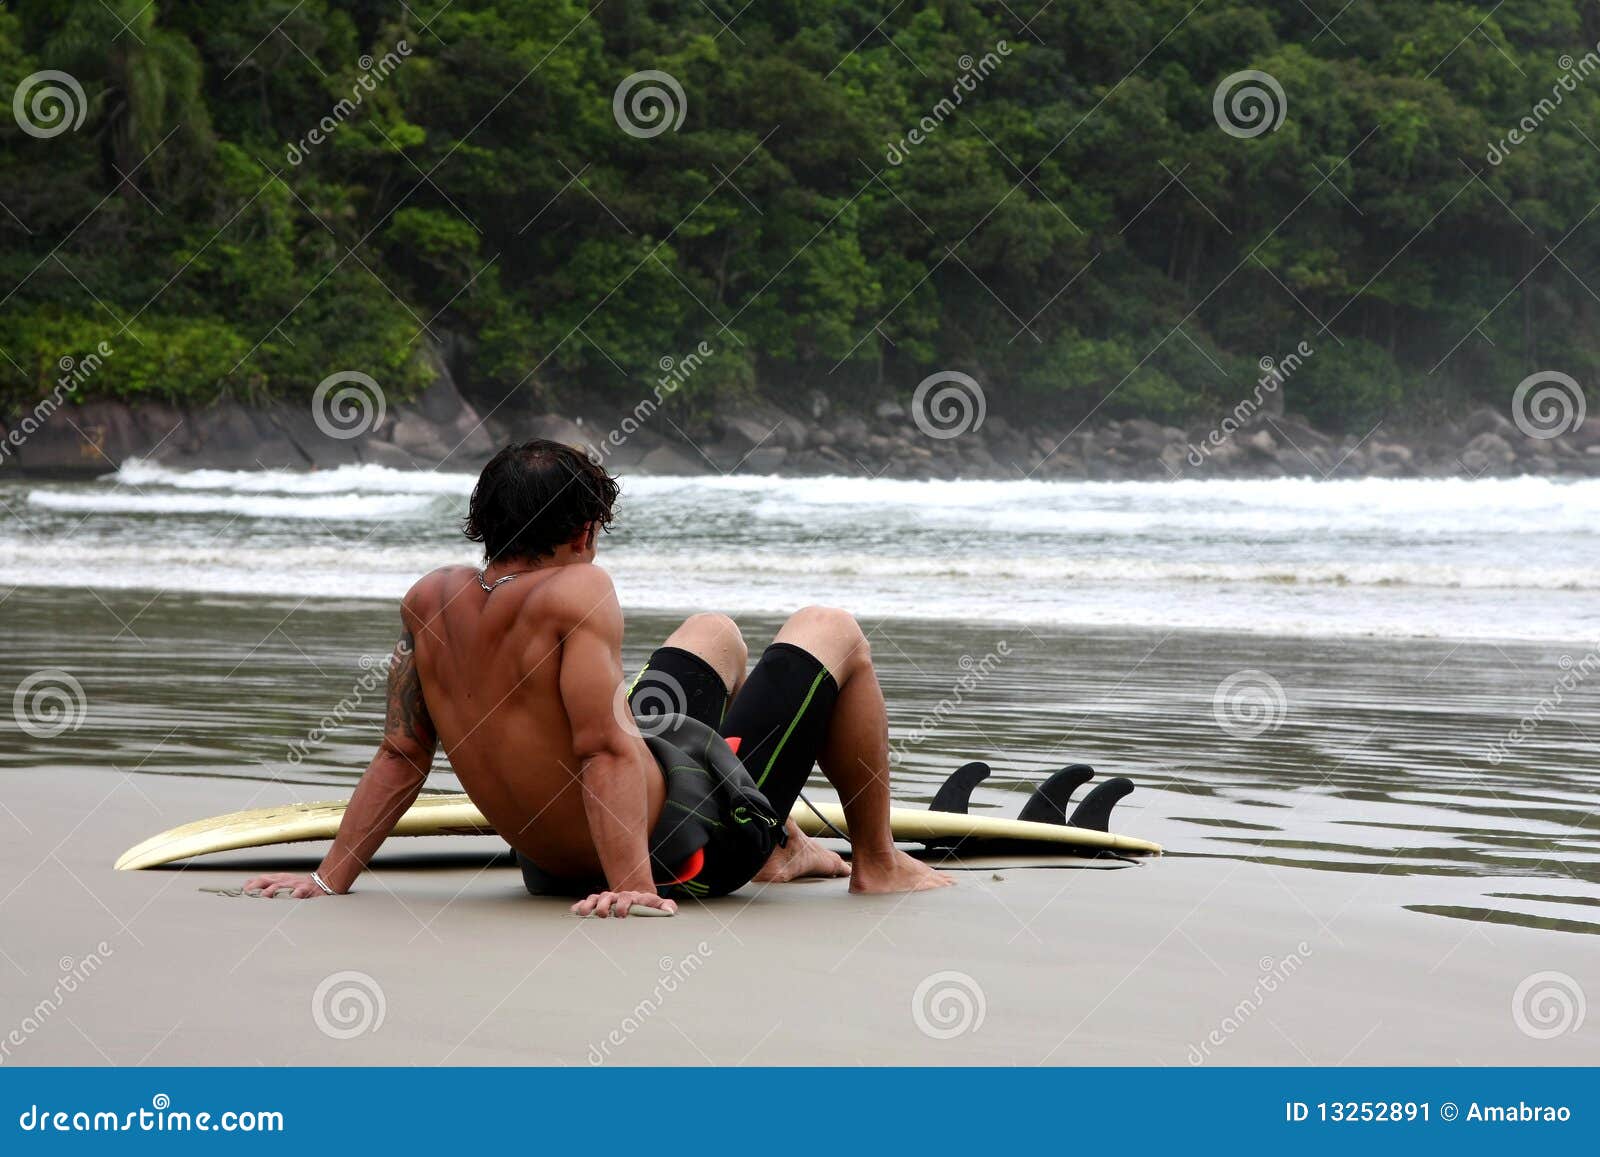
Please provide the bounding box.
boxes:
[3,0,1598,433]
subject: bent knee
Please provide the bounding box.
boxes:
[780,606,869,673]
[679,612,748,661]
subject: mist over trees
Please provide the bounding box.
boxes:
[3,1,1598,433]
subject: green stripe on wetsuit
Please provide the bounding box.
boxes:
[757,667,831,789]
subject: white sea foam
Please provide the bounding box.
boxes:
[4,460,1597,641]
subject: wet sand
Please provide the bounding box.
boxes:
[2,767,1594,1066]
[2,589,1597,1065]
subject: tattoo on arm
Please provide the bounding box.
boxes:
[384,629,435,753]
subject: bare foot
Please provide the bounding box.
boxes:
[754,829,852,883]
[848,848,955,894]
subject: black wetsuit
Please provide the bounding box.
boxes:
[518,643,840,899]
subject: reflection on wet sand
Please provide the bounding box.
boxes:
[5,589,1597,934]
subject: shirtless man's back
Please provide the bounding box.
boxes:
[246,439,951,915]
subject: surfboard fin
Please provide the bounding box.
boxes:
[1016,764,1095,826]
[929,761,990,814]
[1066,776,1134,832]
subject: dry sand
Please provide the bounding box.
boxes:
[1,768,1593,1067]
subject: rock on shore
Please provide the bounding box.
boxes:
[4,378,1597,481]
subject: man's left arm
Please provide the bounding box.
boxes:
[245,608,437,899]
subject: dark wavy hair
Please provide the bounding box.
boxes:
[463,440,620,562]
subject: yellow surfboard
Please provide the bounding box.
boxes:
[114,793,1161,871]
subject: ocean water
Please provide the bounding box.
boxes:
[2,462,1597,935]
[4,459,1599,641]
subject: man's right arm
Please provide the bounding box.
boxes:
[553,567,676,918]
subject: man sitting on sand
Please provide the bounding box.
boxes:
[245,440,953,915]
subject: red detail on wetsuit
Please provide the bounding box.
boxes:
[670,846,705,884]
[669,736,740,883]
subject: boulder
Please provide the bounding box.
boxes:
[713,415,780,454]
[180,401,307,471]
[740,446,787,473]
[637,444,706,474]
[260,401,364,469]
[1464,431,1516,467]
[1464,407,1517,439]
[8,400,148,474]
[512,414,600,457]
[360,440,422,470]
[1242,428,1278,457]
[389,412,451,460]
[833,415,871,450]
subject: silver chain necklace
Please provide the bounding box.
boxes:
[475,568,531,592]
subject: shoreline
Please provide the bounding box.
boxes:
[5,372,1598,482]
[0,582,1591,647]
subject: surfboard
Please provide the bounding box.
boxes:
[114,790,1161,871]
